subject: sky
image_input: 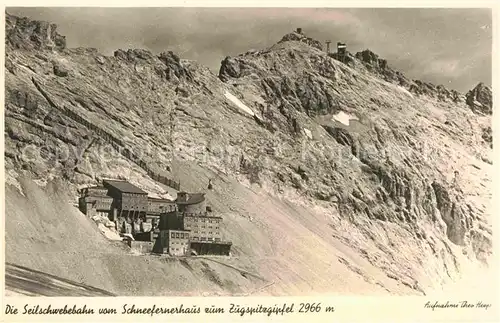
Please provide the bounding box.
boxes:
[7,8,492,93]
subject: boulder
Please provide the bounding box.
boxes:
[53,64,68,77]
[466,83,492,114]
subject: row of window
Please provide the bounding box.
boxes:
[152,205,176,209]
[94,202,112,208]
[170,241,188,245]
[186,218,221,224]
[191,237,221,242]
[122,205,147,210]
[171,232,189,239]
[190,224,219,229]
[88,196,113,201]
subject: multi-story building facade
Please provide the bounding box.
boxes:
[167,230,190,256]
[78,186,113,218]
[153,229,190,256]
[175,191,232,256]
[102,179,148,221]
[147,197,177,215]
[145,197,177,231]
[183,214,223,242]
[78,181,232,257]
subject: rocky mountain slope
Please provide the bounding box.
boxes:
[4,13,493,296]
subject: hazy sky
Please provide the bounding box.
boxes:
[7,8,492,92]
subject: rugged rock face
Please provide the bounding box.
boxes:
[353,49,413,91]
[344,49,464,104]
[5,16,493,296]
[6,13,66,51]
[466,82,493,115]
[218,31,492,277]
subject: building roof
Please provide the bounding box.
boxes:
[176,192,205,205]
[102,180,147,194]
[85,185,106,190]
[148,197,175,202]
[79,185,109,197]
[79,185,105,192]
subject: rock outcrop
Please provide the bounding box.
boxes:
[278,30,323,51]
[6,13,66,51]
[466,82,493,115]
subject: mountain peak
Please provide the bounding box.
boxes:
[5,12,66,51]
[355,49,388,69]
[278,28,323,51]
[466,82,492,114]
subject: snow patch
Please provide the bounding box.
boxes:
[5,171,25,197]
[224,90,255,116]
[97,223,122,240]
[149,192,175,200]
[33,178,48,187]
[376,78,414,99]
[332,111,358,126]
[92,215,122,240]
[303,128,313,139]
[397,85,414,98]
